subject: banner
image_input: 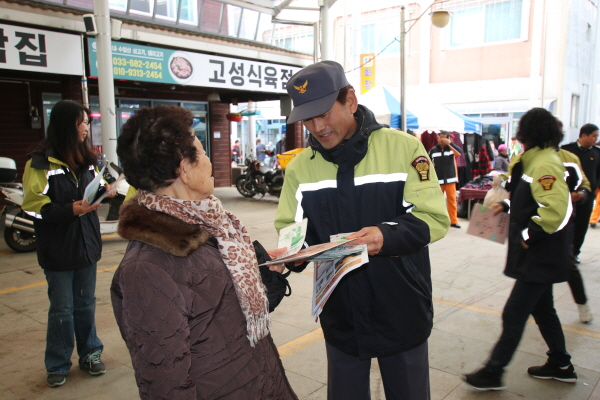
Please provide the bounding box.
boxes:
[0,24,83,75]
[360,54,375,94]
[87,38,300,93]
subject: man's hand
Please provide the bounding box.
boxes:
[571,191,585,203]
[346,226,384,256]
[73,200,101,216]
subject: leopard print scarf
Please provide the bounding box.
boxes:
[137,190,269,347]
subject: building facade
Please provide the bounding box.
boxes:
[0,0,312,185]
[332,0,600,145]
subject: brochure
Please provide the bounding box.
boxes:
[258,221,363,266]
[276,218,308,258]
[90,173,124,206]
[82,165,106,206]
[466,203,509,244]
[312,241,369,317]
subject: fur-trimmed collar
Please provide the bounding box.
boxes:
[118,198,211,257]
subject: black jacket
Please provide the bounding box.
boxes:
[503,148,572,283]
[22,150,102,271]
[560,142,600,192]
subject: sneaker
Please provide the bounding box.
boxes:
[80,350,106,376]
[464,366,506,391]
[451,224,461,229]
[47,374,67,387]
[591,223,597,228]
[574,256,581,264]
[578,303,593,323]
[528,361,577,383]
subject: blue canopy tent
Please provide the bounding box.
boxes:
[359,86,483,133]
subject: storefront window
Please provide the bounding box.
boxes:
[89,97,209,158]
[42,93,62,135]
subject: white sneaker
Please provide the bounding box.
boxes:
[578,304,593,323]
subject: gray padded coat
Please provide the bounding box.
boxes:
[111,199,297,400]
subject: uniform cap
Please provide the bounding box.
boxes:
[286,61,349,124]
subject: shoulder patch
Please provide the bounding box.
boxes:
[411,156,430,182]
[538,175,556,190]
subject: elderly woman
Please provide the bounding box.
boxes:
[111,105,297,400]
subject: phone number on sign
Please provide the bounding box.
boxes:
[112,57,163,70]
[113,67,163,79]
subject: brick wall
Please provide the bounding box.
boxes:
[208,102,231,187]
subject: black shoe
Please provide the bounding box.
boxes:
[47,374,67,387]
[451,224,461,229]
[80,350,106,376]
[464,367,506,391]
[591,223,597,228]
[575,256,581,264]
[528,361,577,383]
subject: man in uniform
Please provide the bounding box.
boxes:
[274,60,449,400]
[560,123,599,322]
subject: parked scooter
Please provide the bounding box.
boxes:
[0,157,36,252]
[235,151,284,198]
[0,157,127,253]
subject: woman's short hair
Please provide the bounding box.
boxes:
[38,100,97,170]
[117,105,197,191]
[516,108,563,149]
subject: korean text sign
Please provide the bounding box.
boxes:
[0,24,83,75]
[88,38,300,93]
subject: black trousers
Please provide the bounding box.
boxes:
[568,264,587,304]
[573,197,594,256]
[487,280,571,373]
[325,341,430,400]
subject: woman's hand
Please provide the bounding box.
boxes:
[73,200,101,216]
[489,202,505,216]
[103,184,118,199]
[267,247,288,274]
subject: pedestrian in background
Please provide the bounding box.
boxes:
[494,144,509,172]
[256,138,266,161]
[559,122,599,322]
[429,131,463,228]
[232,139,241,163]
[465,107,576,391]
[113,105,297,400]
[22,100,111,388]
[276,60,450,400]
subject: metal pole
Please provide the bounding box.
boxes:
[94,0,118,164]
[400,5,406,132]
[320,0,331,60]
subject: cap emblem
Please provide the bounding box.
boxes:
[294,80,308,94]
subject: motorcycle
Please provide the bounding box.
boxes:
[0,157,127,253]
[235,151,284,198]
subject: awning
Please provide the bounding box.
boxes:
[359,86,482,133]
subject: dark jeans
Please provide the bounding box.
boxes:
[573,197,594,256]
[326,341,430,400]
[487,280,570,374]
[44,264,103,374]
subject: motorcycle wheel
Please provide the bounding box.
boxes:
[4,226,37,252]
[236,175,256,198]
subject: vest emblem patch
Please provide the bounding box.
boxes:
[411,156,430,182]
[538,175,556,190]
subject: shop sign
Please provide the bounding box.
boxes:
[87,38,300,93]
[0,24,83,75]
